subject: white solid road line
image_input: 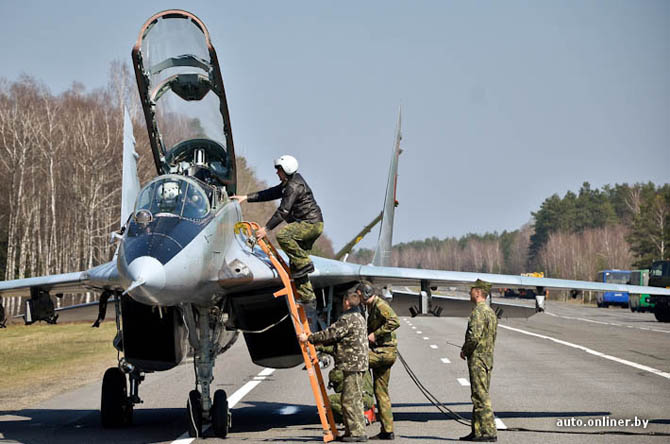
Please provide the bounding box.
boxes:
[441,357,451,364]
[457,378,470,386]
[495,417,507,430]
[172,368,276,443]
[500,324,670,380]
[545,311,670,334]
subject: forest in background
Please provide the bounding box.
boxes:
[350,182,670,283]
[0,66,333,316]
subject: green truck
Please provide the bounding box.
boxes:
[628,269,654,313]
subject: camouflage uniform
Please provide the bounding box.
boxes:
[461,300,498,439]
[326,368,375,424]
[277,221,323,302]
[367,296,400,434]
[316,345,375,423]
[309,307,369,438]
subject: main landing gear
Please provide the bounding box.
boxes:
[101,360,144,428]
[184,304,231,438]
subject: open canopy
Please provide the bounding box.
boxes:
[133,10,237,193]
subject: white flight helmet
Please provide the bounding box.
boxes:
[274,155,299,175]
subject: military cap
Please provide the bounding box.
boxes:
[471,279,492,293]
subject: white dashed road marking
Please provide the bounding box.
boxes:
[441,358,451,364]
[457,378,470,386]
[423,337,429,340]
[430,344,438,349]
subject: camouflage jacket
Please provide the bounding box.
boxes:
[309,307,369,372]
[367,296,400,350]
[461,301,498,367]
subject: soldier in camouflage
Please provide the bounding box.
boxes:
[459,279,498,442]
[299,288,369,442]
[321,364,376,424]
[359,281,399,440]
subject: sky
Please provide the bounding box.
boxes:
[1,1,668,251]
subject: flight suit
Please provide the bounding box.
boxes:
[367,296,400,434]
[461,300,498,439]
[309,307,369,438]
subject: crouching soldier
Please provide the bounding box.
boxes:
[299,288,369,442]
[318,358,376,424]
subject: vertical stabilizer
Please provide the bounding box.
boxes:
[372,108,402,267]
[121,108,140,228]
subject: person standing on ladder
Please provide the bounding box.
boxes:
[232,155,324,329]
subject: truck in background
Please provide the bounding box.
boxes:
[649,261,670,322]
[628,269,654,313]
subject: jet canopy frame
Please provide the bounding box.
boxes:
[132,9,237,194]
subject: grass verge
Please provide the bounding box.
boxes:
[0,322,118,411]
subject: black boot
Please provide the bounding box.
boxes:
[370,431,394,440]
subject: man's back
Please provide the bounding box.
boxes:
[310,308,368,372]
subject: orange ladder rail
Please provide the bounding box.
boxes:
[235,221,339,443]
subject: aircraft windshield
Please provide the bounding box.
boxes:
[133,10,237,193]
[135,176,209,219]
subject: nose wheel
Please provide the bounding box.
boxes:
[211,389,230,438]
[187,390,203,437]
[186,389,231,438]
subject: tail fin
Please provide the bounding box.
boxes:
[372,108,402,267]
[121,108,140,228]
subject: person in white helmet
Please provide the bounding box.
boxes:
[232,155,324,311]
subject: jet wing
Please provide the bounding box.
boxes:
[356,264,670,297]
[0,260,122,297]
[310,257,670,318]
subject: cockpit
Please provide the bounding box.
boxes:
[133,10,237,195]
[135,175,210,220]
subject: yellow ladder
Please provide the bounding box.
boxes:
[235,221,339,443]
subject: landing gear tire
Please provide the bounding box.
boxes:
[654,307,670,323]
[101,367,132,428]
[187,390,203,438]
[211,389,230,438]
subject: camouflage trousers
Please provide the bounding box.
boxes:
[328,390,375,424]
[369,347,397,433]
[277,221,323,303]
[467,358,496,438]
[341,371,366,437]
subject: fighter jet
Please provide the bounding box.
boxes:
[2,9,670,439]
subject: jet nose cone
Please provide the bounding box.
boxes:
[127,256,166,291]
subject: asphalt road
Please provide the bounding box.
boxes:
[1,299,669,443]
